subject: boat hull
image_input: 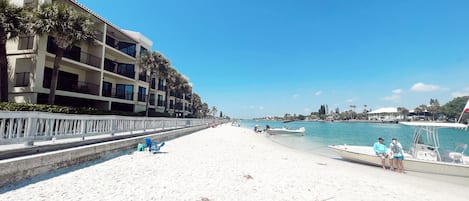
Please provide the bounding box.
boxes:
[266,127,305,135]
[329,145,469,177]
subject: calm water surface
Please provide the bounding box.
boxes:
[239,120,469,158]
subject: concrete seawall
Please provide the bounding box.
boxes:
[0,125,209,188]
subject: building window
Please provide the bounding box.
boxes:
[104,58,116,72]
[149,93,155,105]
[151,78,156,89]
[169,100,174,109]
[106,35,117,47]
[157,95,164,106]
[158,79,164,90]
[140,46,147,55]
[116,84,133,100]
[102,82,112,97]
[117,41,136,57]
[116,63,135,79]
[15,72,30,87]
[43,67,78,90]
[139,70,147,82]
[138,86,146,102]
[18,36,34,50]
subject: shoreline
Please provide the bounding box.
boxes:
[0,124,467,200]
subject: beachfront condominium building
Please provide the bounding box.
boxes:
[5,0,193,117]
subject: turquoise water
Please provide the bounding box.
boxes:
[239,120,469,157]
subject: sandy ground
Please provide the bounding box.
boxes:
[0,124,467,201]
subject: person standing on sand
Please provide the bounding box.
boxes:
[389,138,405,173]
[373,137,389,170]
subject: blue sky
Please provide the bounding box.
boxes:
[78,0,469,118]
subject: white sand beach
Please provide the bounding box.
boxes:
[0,124,467,201]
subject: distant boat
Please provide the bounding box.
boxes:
[266,127,305,136]
[283,120,295,123]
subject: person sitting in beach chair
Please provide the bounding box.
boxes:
[144,138,165,153]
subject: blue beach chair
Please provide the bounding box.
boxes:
[144,138,165,153]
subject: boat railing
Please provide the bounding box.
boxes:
[0,111,223,145]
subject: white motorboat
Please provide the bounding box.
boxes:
[329,122,469,177]
[266,127,305,135]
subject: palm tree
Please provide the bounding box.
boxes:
[33,2,95,105]
[178,81,191,118]
[163,67,178,114]
[191,93,202,118]
[201,102,209,118]
[397,107,409,120]
[140,51,168,116]
[0,0,31,102]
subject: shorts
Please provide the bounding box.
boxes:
[376,152,388,159]
[393,155,404,160]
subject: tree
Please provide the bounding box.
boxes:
[33,2,95,105]
[441,96,469,122]
[219,111,223,118]
[0,0,32,102]
[191,93,203,118]
[397,107,409,120]
[414,104,428,120]
[428,98,440,121]
[163,67,177,114]
[201,102,209,118]
[140,51,168,116]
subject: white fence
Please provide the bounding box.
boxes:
[0,111,221,145]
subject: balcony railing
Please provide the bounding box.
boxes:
[105,35,136,58]
[104,59,135,79]
[47,37,101,68]
[102,88,134,101]
[43,79,100,96]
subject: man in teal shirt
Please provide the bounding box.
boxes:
[373,137,388,170]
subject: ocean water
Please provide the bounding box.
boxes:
[239,120,469,158]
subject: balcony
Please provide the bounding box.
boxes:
[47,37,101,69]
[43,79,99,96]
[104,58,135,79]
[105,35,136,58]
[102,87,134,101]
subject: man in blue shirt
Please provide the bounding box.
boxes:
[373,137,389,170]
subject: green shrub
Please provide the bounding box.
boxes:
[0,103,142,116]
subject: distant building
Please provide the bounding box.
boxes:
[367,107,404,121]
[5,0,192,117]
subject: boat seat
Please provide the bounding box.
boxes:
[448,143,467,163]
